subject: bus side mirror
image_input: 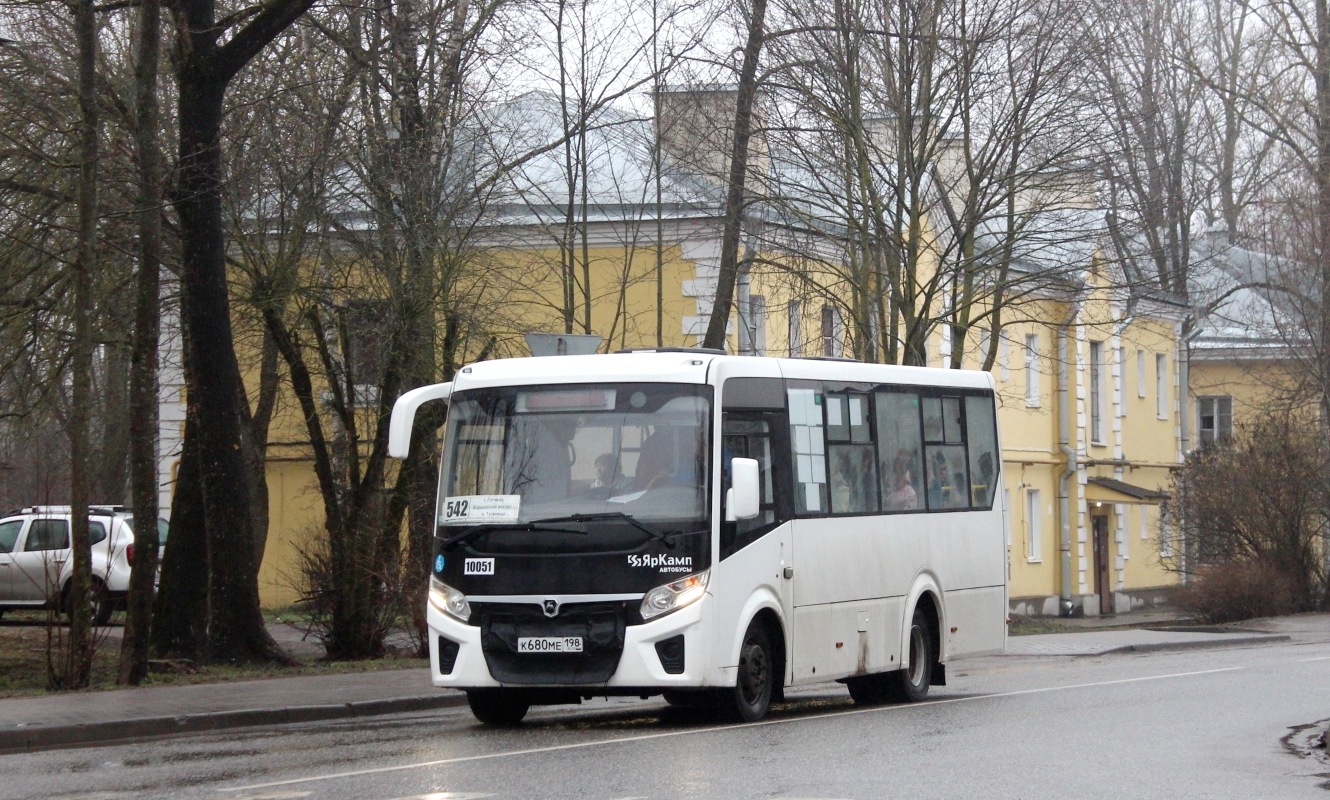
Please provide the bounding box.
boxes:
[388,382,454,458]
[726,458,761,521]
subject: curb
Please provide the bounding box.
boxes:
[1102,633,1291,655]
[0,691,469,755]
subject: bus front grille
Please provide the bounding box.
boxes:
[475,601,627,685]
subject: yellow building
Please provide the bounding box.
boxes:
[178,89,1189,615]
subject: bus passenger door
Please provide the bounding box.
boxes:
[713,393,795,689]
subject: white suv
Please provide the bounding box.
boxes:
[0,506,166,624]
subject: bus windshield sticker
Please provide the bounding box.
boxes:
[441,495,521,524]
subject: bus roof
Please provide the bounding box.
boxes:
[452,352,995,392]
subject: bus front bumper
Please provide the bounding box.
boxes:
[427,594,715,691]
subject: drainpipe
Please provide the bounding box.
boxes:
[1175,322,1204,584]
[1057,313,1077,617]
[1177,324,1204,455]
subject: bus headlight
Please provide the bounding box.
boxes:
[641,570,709,621]
[429,576,471,622]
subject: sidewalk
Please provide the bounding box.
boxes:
[1004,627,1290,656]
[1005,612,1330,656]
[2,613,1325,755]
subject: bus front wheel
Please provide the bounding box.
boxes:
[466,690,530,726]
[726,621,774,722]
[885,607,933,703]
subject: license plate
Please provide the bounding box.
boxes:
[517,636,583,654]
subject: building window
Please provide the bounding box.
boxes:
[787,300,801,357]
[1160,506,1173,557]
[1155,353,1168,419]
[343,299,390,393]
[744,295,766,356]
[1025,488,1042,562]
[1197,396,1233,445]
[999,334,1010,381]
[1140,505,1149,540]
[1089,341,1104,444]
[1136,349,1146,398]
[1024,334,1040,407]
[820,304,842,357]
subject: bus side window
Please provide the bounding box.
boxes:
[721,416,780,558]
[827,392,877,514]
[965,395,999,508]
[924,395,970,510]
[787,387,828,514]
[876,391,924,512]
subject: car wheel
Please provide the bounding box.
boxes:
[726,621,774,722]
[64,578,111,626]
[467,690,530,726]
[885,606,933,703]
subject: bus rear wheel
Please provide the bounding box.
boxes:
[725,621,774,722]
[466,690,530,726]
[885,606,933,703]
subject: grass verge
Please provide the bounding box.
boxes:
[0,611,426,699]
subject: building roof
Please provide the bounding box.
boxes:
[1187,227,1305,360]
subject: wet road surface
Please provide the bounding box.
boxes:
[5,638,1330,799]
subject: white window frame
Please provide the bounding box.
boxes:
[1196,395,1233,445]
[1025,488,1042,562]
[1155,353,1168,419]
[1136,349,1146,398]
[1024,334,1040,407]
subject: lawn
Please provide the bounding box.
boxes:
[0,610,427,698]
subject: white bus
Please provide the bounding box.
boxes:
[389,349,1007,725]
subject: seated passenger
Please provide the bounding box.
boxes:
[884,450,918,511]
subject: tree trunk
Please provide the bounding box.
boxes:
[151,411,208,660]
[702,0,767,351]
[120,0,163,686]
[58,0,100,690]
[97,341,130,501]
[174,70,285,663]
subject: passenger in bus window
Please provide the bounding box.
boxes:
[971,452,994,507]
[590,453,628,494]
[884,450,918,511]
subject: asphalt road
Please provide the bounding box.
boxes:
[5,638,1330,800]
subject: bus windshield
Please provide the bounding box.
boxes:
[440,383,711,526]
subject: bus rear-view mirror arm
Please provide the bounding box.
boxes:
[726,458,761,522]
[388,382,454,459]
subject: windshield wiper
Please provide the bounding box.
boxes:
[440,521,587,550]
[529,512,682,549]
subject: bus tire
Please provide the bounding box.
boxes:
[726,621,774,722]
[466,690,529,726]
[886,606,933,703]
